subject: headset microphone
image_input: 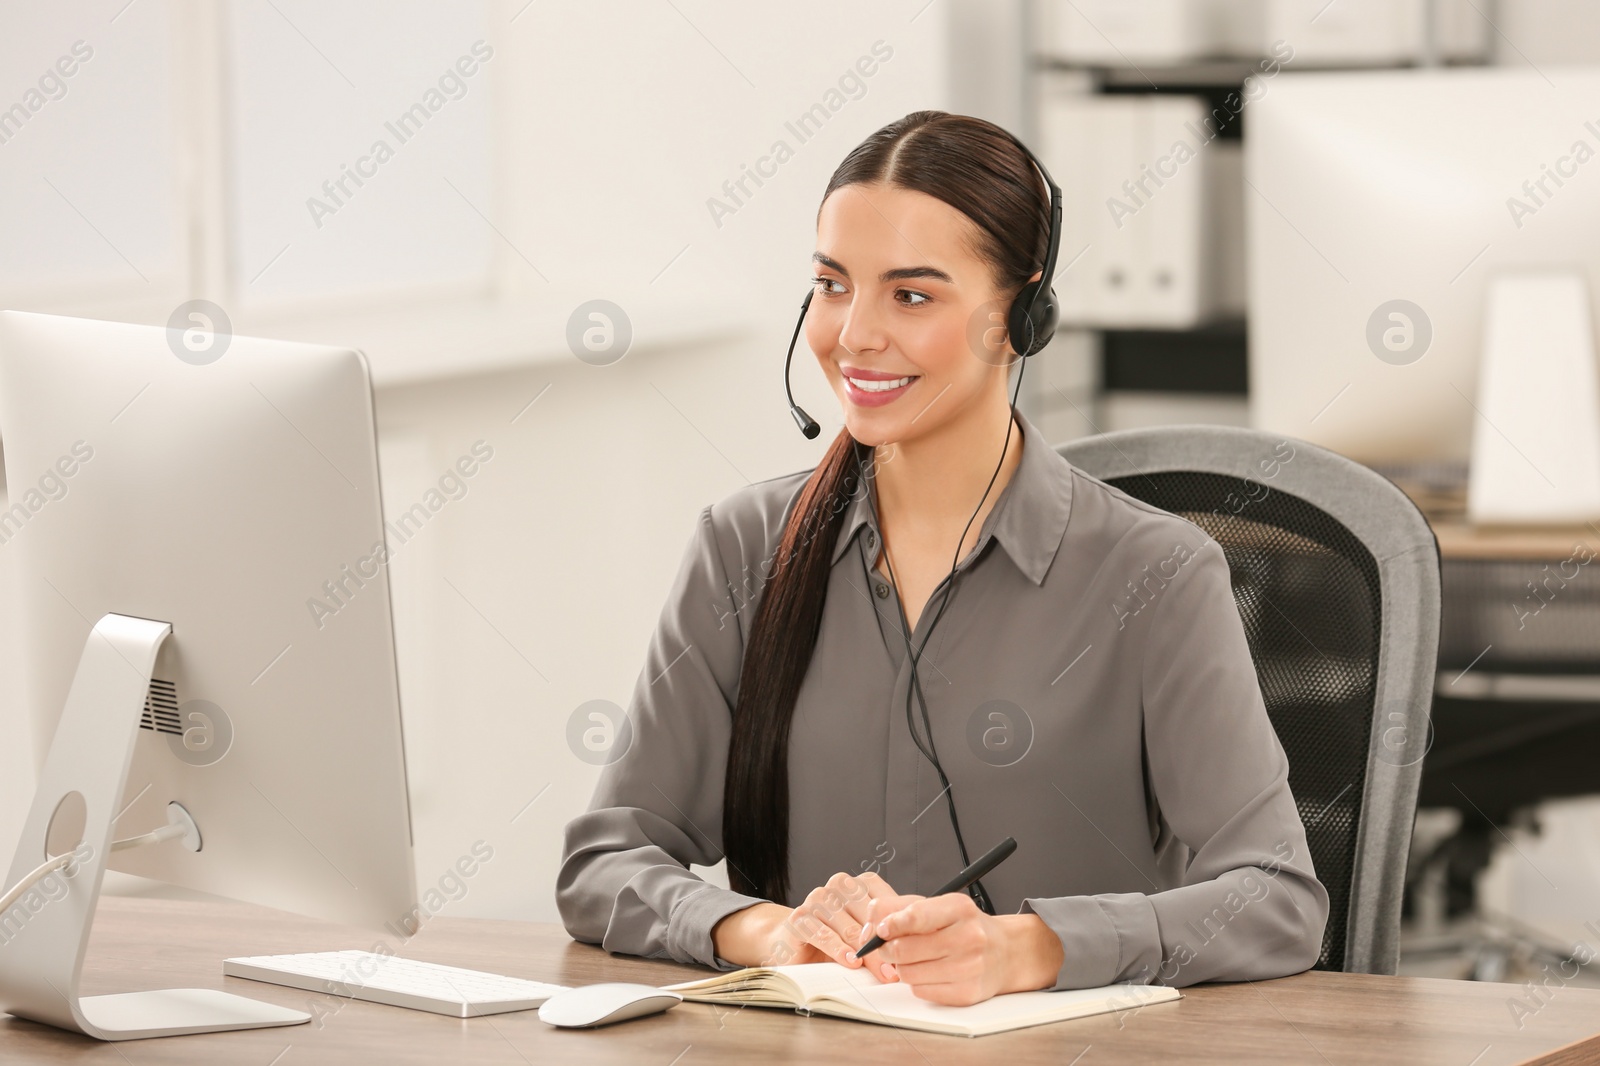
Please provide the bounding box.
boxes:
[783,289,820,439]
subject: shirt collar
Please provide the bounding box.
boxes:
[828,408,1075,586]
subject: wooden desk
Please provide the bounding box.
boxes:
[1430,518,1600,563]
[3,897,1599,1064]
[1391,478,1600,562]
[1405,484,1600,678]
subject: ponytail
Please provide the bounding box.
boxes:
[723,429,861,902]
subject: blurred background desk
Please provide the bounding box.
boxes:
[1,896,1599,1065]
[1399,485,1600,981]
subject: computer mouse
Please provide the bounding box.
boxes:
[536,983,683,1028]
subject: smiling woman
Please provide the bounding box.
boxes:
[558,110,1328,1008]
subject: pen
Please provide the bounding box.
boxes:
[853,836,1017,960]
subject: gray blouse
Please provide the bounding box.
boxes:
[556,410,1329,990]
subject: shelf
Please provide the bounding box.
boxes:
[1033,55,1490,89]
[1101,320,1248,395]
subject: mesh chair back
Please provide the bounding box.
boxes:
[1058,427,1440,974]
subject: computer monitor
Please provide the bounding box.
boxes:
[1245,66,1600,467]
[0,310,416,1039]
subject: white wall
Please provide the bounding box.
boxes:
[372,330,783,919]
[1495,0,1600,66]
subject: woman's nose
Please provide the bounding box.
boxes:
[838,295,889,356]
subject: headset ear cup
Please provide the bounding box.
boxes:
[1029,287,1059,356]
[1006,281,1059,358]
[1005,282,1039,359]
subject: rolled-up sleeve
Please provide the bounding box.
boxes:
[1021,536,1330,989]
[556,505,765,969]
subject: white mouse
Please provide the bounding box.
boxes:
[537,983,683,1028]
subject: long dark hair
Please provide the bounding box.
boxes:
[722,111,1053,903]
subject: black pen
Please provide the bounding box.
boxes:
[853,836,1018,960]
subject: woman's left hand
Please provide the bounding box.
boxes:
[865,891,1065,1006]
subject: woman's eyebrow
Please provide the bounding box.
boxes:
[812,252,952,284]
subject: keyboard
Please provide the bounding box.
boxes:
[223,950,571,1018]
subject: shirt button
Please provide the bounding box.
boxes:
[866,530,877,548]
[875,582,890,599]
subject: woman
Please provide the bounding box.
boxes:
[557,111,1328,1006]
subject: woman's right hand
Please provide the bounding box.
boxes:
[712,872,910,982]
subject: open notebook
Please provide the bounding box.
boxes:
[663,962,1180,1037]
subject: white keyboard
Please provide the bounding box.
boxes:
[223,950,571,1018]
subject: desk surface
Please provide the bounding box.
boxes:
[1430,518,1600,562]
[3,897,1599,1065]
[1393,481,1600,561]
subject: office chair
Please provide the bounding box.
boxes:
[1058,425,1442,975]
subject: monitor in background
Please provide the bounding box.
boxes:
[1245,67,1600,479]
[0,310,417,1040]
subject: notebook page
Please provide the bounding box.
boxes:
[664,963,857,1003]
[667,963,1179,1035]
[813,978,1180,1036]
[668,963,911,1006]
[766,963,881,1002]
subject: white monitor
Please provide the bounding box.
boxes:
[1245,66,1600,466]
[0,310,416,1039]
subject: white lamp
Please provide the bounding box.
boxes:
[1467,272,1600,525]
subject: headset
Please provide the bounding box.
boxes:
[781,127,1062,912]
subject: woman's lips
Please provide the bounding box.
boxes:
[842,371,919,407]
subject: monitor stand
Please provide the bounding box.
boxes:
[0,613,310,1040]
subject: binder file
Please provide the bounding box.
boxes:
[1038,91,1217,328]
